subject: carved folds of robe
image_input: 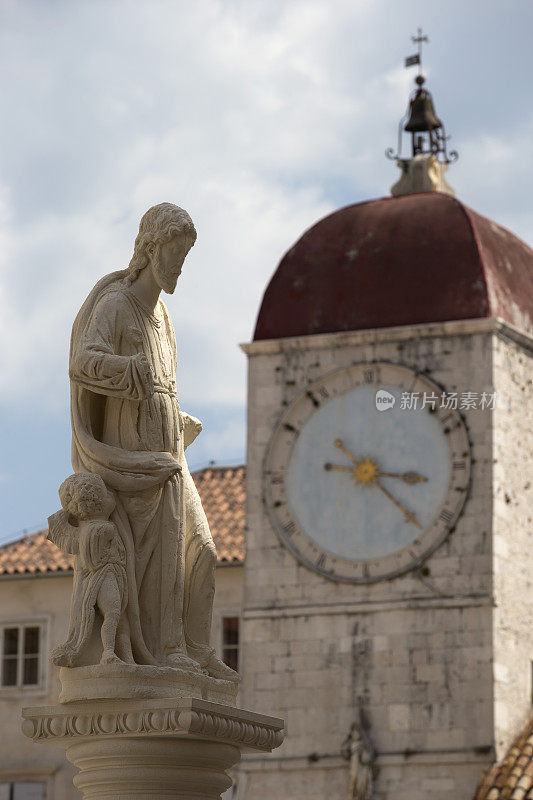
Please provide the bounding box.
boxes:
[69,270,216,667]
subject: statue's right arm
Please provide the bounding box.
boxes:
[47,509,79,555]
[69,291,153,400]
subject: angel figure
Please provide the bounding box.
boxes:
[47,472,132,667]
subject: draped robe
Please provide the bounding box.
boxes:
[69,270,213,666]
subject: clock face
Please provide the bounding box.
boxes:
[264,362,471,583]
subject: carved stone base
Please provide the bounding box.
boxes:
[59,662,238,705]
[22,697,284,800]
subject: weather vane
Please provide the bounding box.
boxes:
[405,27,428,77]
[386,29,458,165]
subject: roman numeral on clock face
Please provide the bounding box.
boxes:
[283,423,298,434]
[306,391,320,408]
[283,521,296,536]
[316,553,326,569]
[439,508,454,524]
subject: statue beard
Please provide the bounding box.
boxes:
[152,258,180,295]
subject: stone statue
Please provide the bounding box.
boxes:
[23,203,284,800]
[48,203,238,687]
[341,720,376,800]
[48,473,131,667]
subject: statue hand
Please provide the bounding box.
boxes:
[182,413,203,449]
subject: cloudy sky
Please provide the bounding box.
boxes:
[1,0,532,542]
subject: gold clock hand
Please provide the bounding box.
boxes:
[324,463,357,473]
[377,470,427,484]
[334,439,360,466]
[374,478,422,529]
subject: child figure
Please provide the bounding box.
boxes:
[47,472,132,667]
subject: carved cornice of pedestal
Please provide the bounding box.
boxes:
[22,697,284,753]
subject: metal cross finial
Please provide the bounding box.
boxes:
[411,27,428,75]
[412,27,429,46]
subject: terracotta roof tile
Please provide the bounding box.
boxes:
[0,529,74,575]
[192,465,246,564]
[475,717,533,800]
[0,465,246,576]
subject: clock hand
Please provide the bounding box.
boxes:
[325,458,422,527]
[325,463,427,489]
[376,470,427,484]
[334,439,360,466]
[327,449,426,516]
[332,443,426,485]
[373,477,422,529]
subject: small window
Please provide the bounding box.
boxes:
[222,617,240,673]
[0,783,46,800]
[1,624,42,688]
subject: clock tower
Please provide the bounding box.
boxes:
[239,55,533,800]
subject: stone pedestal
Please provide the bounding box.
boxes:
[58,662,238,705]
[22,697,284,800]
[390,153,456,197]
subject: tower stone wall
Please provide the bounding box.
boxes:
[239,318,530,800]
[492,333,533,757]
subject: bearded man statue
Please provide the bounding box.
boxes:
[66,202,237,682]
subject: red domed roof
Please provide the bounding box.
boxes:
[253,192,533,340]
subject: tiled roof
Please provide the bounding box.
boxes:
[0,465,246,576]
[0,529,73,575]
[475,716,533,800]
[192,466,246,564]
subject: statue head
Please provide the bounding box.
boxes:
[59,473,115,522]
[126,203,197,294]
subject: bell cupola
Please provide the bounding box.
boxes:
[387,29,458,196]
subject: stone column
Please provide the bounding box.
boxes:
[22,697,284,800]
